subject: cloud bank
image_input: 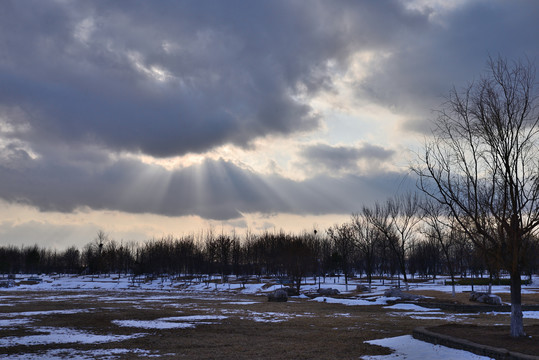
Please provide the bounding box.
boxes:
[0,153,413,220]
[0,0,537,222]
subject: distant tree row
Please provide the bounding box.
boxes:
[2,199,537,291]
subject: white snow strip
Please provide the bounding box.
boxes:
[1,309,91,318]
[384,304,440,312]
[112,314,227,329]
[0,318,33,327]
[524,311,539,319]
[112,319,196,329]
[241,311,314,323]
[225,301,259,305]
[312,296,396,306]
[407,315,460,320]
[488,311,539,319]
[249,316,288,323]
[332,313,351,317]
[161,315,227,322]
[0,327,145,347]
[362,335,493,360]
[1,347,157,360]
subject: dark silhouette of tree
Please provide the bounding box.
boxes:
[282,235,313,293]
[422,201,461,296]
[61,246,81,274]
[414,56,539,337]
[327,222,356,289]
[23,245,41,274]
[352,213,381,290]
[364,193,422,288]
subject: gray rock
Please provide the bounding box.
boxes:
[317,288,340,296]
[469,291,502,305]
[384,288,421,301]
[356,285,370,292]
[268,289,288,302]
[282,287,299,297]
[0,280,15,288]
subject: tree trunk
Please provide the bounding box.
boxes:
[449,271,456,298]
[510,272,526,337]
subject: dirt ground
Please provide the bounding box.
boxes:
[428,324,539,356]
[412,289,539,357]
[0,289,538,359]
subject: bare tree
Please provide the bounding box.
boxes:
[351,213,380,291]
[283,235,313,294]
[364,193,422,288]
[422,200,461,297]
[327,223,356,290]
[414,56,539,337]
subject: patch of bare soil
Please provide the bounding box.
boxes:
[427,324,539,357]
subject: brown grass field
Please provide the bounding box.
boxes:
[0,288,538,359]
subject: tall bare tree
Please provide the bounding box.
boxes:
[327,222,356,290]
[364,193,422,288]
[414,56,539,337]
[421,200,461,297]
[351,213,380,291]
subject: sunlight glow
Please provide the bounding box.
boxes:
[127,51,173,82]
[134,153,206,171]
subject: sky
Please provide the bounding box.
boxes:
[0,0,538,249]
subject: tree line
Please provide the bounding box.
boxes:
[2,199,537,292]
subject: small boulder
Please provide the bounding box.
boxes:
[469,291,502,305]
[357,285,370,292]
[384,288,421,301]
[268,289,288,302]
[282,287,299,297]
[317,288,340,296]
[0,280,15,288]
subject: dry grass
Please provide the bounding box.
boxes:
[429,324,539,356]
[1,289,538,359]
[409,288,539,305]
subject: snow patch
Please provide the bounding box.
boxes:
[362,335,493,359]
[488,311,539,319]
[0,327,145,347]
[1,309,91,317]
[1,347,158,360]
[112,319,195,329]
[524,311,539,319]
[0,318,33,328]
[312,296,396,306]
[384,303,440,312]
[225,301,259,305]
[112,314,227,329]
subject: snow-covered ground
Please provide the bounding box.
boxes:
[0,274,537,359]
[3,273,537,296]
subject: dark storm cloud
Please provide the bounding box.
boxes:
[0,0,425,157]
[0,155,412,220]
[1,1,536,150]
[355,1,539,132]
[300,143,395,173]
[1,0,538,220]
